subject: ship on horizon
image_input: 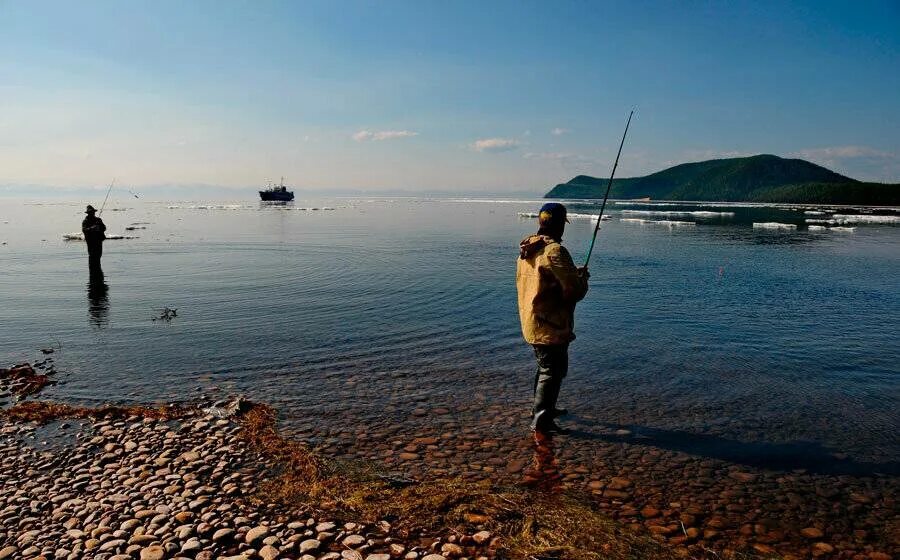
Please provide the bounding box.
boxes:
[259,177,294,202]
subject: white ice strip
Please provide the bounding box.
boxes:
[517,212,607,220]
[620,210,734,217]
[63,233,139,240]
[568,213,604,220]
[753,222,797,230]
[166,204,251,210]
[806,219,837,224]
[808,225,828,231]
[621,218,696,226]
[831,226,856,232]
[831,214,900,224]
[804,211,827,215]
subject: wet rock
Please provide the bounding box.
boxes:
[801,527,824,539]
[640,506,660,518]
[608,477,632,490]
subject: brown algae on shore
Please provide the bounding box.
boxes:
[0,400,185,423]
[236,403,765,560]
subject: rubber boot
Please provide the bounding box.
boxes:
[531,374,568,433]
[532,372,568,419]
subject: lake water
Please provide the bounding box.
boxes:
[1,197,899,555]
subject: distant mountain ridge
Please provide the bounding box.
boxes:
[545,154,900,205]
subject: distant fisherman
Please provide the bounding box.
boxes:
[82,205,106,270]
[516,202,589,433]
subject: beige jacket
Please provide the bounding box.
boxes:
[516,234,589,345]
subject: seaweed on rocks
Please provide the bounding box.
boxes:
[235,403,687,560]
[0,361,56,403]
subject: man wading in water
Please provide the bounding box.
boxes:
[82,205,106,271]
[517,202,589,433]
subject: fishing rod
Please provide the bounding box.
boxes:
[583,110,634,268]
[98,178,116,215]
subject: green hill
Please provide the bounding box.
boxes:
[545,154,900,205]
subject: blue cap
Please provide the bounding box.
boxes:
[538,202,569,225]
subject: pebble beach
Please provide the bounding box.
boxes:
[0,403,499,560]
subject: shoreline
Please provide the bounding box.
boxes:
[0,400,895,560]
[0,399,678,560]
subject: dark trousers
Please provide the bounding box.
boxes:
[86,240,103,271]
[532,344,568,420]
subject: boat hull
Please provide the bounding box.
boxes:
[259,191,294,201]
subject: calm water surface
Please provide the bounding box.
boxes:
[1,197,898,466]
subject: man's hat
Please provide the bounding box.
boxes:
[85,205,97,214]
[538,202,569,225]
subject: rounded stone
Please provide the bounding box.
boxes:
[801,527,824,539]
[299,539,321,553]
[245,525,268,544]
[342,534,366,547]
[139,545,165,560]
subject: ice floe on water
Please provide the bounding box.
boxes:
[517,212,607,220]
[831,214,900,224]
[620,210,734,218]
[806,219,838,225]
[808,225,828,232]
[162,203,337,211]
[831,226,857,232]
[166,204,250,210]
[63,232,139,241]
[804,210,827,215]
[753,222,797,230]
[621,218,696,227]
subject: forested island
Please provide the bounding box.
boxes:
[545,154,900,205]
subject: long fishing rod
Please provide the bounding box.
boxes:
[98,178,116,215]
[583,110,634,268]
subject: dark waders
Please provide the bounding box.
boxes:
[87,239,103,271]
[531,344,568,430]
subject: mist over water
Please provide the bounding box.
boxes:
[1,198,898,466]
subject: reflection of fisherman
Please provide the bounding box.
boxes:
[82,205,106,270]
[522,431,562,490]
[87,268,110,328]
[517,202,589,433]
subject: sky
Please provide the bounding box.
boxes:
[1,0,898,195]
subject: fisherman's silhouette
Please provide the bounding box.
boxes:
[82,204,106,271]
[87,267,109,328]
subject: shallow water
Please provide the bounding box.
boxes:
[2,197,899,553]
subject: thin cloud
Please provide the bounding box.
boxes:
[550,127,569,136]
[471,138,520,153]
[792,145,892,160]
[352,130,419,142]
[790,145,898,181]
[680,149,757,162]
[524,151,599,168]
